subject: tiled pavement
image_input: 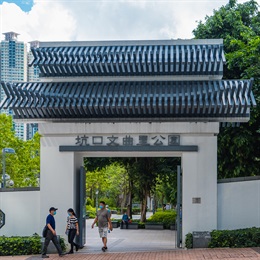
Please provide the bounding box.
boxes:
[1,248,260,260]
[1,220,260,259]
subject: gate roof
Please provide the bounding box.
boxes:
[30,39,225,78]
[1,39,256,122]
[0,79,255,122]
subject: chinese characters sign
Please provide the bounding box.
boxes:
[75,134,180,147]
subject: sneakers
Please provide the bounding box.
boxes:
[67,251,74,254]
[59,253,66,257]
[102,246,108,252]
[75,244,79,252]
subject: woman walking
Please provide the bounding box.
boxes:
[65,208,79,254]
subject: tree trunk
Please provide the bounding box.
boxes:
[121,193,126,214]
[140,189,148,222]
[128,179,133,219]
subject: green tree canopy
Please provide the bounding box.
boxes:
[193,0,260,178]
[0,114,40,187]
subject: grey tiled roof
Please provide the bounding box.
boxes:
[30,43,225,77]
[0,79,255,122]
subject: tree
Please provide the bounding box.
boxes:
[193,0,260,178]
[123,157,179,222]
[0,114,40,187]
[85,161,128,208]
[84,157,179,222]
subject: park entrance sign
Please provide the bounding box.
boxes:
[0,39,256,245]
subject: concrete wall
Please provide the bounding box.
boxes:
[217,178,260,230]
[182,135,218,236]
[0,189,40,236]
[39,121,219,238]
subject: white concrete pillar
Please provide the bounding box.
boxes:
[182,135,218,239]
[40,132,83,236]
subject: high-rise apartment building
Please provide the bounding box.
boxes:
[26,41,40,140]
[0,32,27,140]
[28,41,40,82]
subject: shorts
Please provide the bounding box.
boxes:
[99,227,108,238]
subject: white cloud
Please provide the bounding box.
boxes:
[0,0,253,43]
[0,1,76,42]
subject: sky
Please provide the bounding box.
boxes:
[0,0,255,43]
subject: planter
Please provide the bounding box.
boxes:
[121,222,139,229]
[145,223,164,230]
[170,224,176,230]
[112,221,120,228]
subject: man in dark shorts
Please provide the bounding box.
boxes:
[42,207,65,258]
[91,201,113,252]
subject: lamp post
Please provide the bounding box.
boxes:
[2,148,15,188]
[95,189,99,213]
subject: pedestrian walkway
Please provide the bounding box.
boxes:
[2,219,260,259]
[83,219,176,253]
[2,248,260,260]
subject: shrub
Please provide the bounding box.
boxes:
[59,236,66,251]
[209,227,260,248]
[147,211,177,228]
[111,218,121,223]
[86,197,94,207]
[132,208,141,214]
[0,234,66,256]
[185,227,260,249]
[138,222,145,229]
[185,233,193,249]
[86,205,96,218]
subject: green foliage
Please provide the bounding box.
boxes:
[0,234,64,256]
[138,222,145,229]
[59,236,67,251]
[209,228,260,248]
[0,114,40,187]
[86,205,96,218]
[86,197,94,207]
[147,211,176,228]
[85,157,179,222]
[185,233,193,249]
[155,160,179,206]
[0,235,41,256]
[193,0,260,178]
[85,162,128,208]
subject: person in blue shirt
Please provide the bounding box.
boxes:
[42,207,65,258]
[121,212,130,229]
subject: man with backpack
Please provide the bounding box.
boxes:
[42,207,66,258]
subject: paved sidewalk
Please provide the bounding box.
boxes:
[1,248,260,260]
[2,219,260,259]
[83,219,176,253]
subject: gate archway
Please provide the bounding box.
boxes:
[0,39,255,245]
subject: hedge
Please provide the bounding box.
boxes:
[0,234,66,256]
[185,227,260,249]
[146,211,176,228]
[209,228,260,248]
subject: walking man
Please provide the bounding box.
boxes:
[91,201,113,252]
[42,207,65,258]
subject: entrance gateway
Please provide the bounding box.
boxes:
[1,39,255,246]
